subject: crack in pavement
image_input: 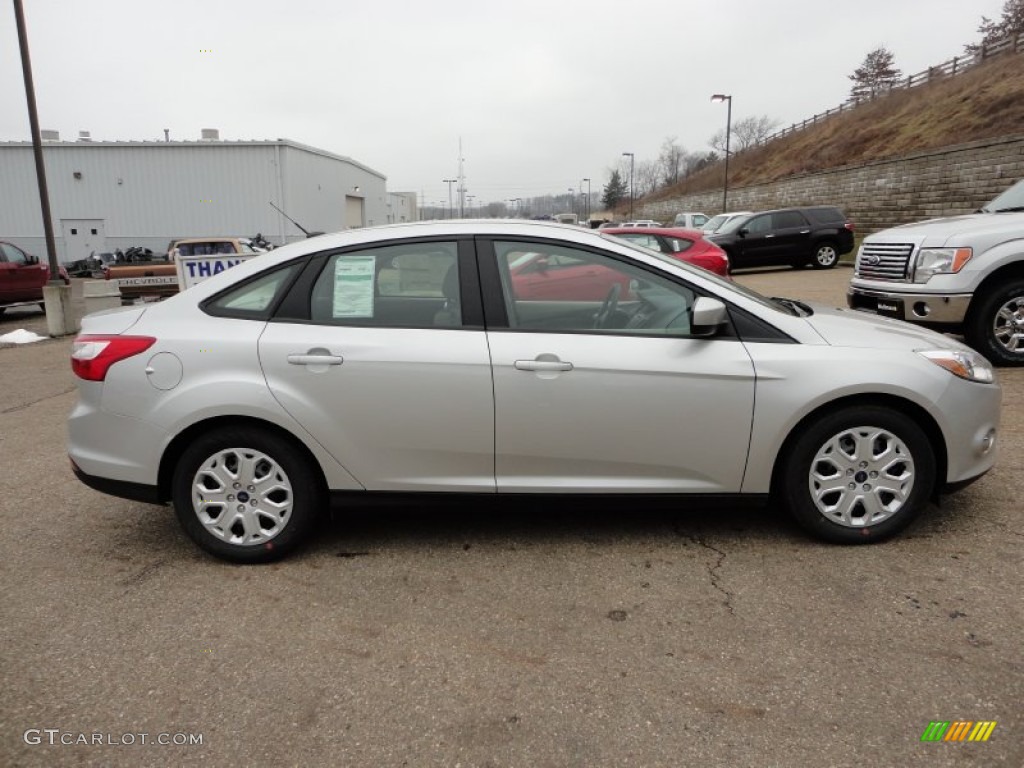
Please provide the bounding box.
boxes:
[675,526,735,615]
[1,386,76,414]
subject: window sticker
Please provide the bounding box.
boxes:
[333,255,376,318]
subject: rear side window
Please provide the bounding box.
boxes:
[805,207,845,223]
[205,263,301,318]
[773,210,808,229]
[309,242,461,328]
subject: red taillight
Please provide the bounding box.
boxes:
[845,220,855,231]
[71,335,156,381]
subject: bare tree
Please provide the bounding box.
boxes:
[733,116,780,149]
[708,115,780,153]
[849,46,902,100]
[658,137,687,187]
[966,0,1024,54]
[635,160,661,197]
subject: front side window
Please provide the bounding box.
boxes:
[311,242,461,328]
[494,241,698,336]
[745,215,773,235]
[1,244,27,265]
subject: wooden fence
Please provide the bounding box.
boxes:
[754,31,1024,148]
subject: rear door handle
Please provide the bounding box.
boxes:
[514,360,573,372]
[288,353,344,366]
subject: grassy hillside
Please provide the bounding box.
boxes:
[646,52,1024,202]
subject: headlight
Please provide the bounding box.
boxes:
[919,349,995,383]
[913,247,972,283]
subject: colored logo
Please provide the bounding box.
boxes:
[921,721,997,742]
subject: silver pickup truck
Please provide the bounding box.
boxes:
[848,179,1024,365]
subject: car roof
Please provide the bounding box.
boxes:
[172,237,248,244]
[602,227,704,238]
[178,219,721,301]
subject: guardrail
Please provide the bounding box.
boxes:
[754,31,1024,147]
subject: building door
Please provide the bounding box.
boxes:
[344,196,365,228]
[61,219,107,263]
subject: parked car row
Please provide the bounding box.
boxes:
[604,206,855,272]
[0,241,70,315]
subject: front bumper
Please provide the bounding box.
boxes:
[847,285,972,326]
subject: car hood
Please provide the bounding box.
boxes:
[874,211,1024,244]
[800,302,974,352]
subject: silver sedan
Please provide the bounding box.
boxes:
[68,221,1001,562]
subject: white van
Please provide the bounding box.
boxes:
[672,212,709,228]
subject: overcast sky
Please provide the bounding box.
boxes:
[0,0,1004,206]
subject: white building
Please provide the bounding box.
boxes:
[0,132,396,262]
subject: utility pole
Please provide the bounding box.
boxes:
[622,152,635,220]
[457,137,465,218]
[14,0,75,335]
[711,94,733,210]
[442,179,456,219]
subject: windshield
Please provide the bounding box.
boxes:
[981,179,1024,213]
[716,214,753,234]
[703,214,728,231]
[599,233,800,315]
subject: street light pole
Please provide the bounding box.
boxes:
[622,152,634,220]
[711,94,732,211]
[581,178,590,222]
[13,0,58,284]
[442,179,456,220]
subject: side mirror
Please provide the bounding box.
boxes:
[534,255,550,273]
[25,254,39,266]
[691,297,728,337]
[737,227,749,238]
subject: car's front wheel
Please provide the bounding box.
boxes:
[780,406,935,543]
[965,279,1024,366]
[811,242,839,269]
[171,426,323,562]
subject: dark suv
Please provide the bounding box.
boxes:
[708,206,854,271]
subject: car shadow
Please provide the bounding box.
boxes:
[303,496,802,557]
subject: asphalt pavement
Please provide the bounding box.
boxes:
[0,269,1020,767]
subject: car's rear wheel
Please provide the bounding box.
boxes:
[171,426,323,562]
[781,406,935,543]
[965,279,1024,366]
[811,242,839,269]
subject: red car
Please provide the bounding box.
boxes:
[0,241,70,315]
[601,227,731,277]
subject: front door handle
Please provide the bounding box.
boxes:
[514,359,573,372]
[287,352,344,366]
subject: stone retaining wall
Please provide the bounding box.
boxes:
[636,136,1024,235]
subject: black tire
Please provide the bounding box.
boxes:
[810,241,839,269]
[0,307,6,318]
[964,279,1024,366]
[172,425,324,563]
[780,406,935,544]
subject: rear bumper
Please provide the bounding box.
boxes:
[71,461,163,505]
[847,285,971,326]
